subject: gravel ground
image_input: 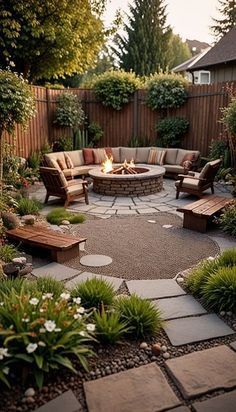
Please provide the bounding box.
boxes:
[66,213,219,280]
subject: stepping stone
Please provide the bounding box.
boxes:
[165,345,236,399]
[84,363,181,412]
[34,390,82,412]
[117,210,137,215]
[154,295,207,320]
[80,254,112,267]
[164,314,235,346]
[32,262,80,281]
[65,271,123,291]
[90,207,108,214]
[192,390,236,412]
[230,341,236,351]
[137,208,158,214]
[126,279,186,299]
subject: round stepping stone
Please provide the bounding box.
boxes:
[80,254,112,267]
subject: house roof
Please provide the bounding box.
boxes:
[186,39,210,54]
[190,26,236,70]
[172,47,211,73]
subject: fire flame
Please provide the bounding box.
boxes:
[101,155,114,173]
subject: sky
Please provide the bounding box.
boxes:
[103,0,221,45]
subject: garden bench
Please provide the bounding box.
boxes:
[177,195,231,233]
[6,226,87,263]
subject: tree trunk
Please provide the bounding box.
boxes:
[0,129,4,194]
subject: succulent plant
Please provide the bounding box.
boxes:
[1,212,20,230]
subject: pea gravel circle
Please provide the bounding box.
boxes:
[67,213,219,280]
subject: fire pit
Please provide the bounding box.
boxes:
[89,156,165,197]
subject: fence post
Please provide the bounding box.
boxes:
[133,90,138,139]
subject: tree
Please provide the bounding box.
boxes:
[0,70,35,189]
[113,0,171,76]
[167,33,191,69]
[211,0,236,41]
[0,0,108,83]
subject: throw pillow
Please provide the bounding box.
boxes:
[57,158,67,170]
[148,149,166,165]
[83,148,94,165]
[181,153,195,165]
[93,148,107,164]
[182,160,192,172]
[105,147,113,158]
[64,153,74,169]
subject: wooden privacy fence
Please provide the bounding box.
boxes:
[4,82,235,158]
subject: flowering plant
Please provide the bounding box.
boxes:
[0,289,95,388]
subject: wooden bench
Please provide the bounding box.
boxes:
[177,195,232,233]
[6,226,87,263]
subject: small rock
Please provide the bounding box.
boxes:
[162,224,173,229]
[163,352,170,359]
[12,257,27,265]
[177,277,184,283]
[207,256,215,261]
[61,220,70,225]
[25,397,35,404]
[161,345,167,352]
[24,388,35,397]
[151,343,161,356]
[227,311,232,316]
[19,263,33,276]
[140,342,148,349]
[147,220,156,224]
[22,215,35,225]
[220,311,226,316]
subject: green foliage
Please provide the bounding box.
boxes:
[94,305,130,344]
[222,97,236,135]
[128,136,152,147]
[0,244,18,263]
[156,117,189,147]
[147,73,188,110]
[211,0,236,41]
[0,192,18,212]
[88,122,103,146]
[0,288,94,388]
[202,267,236,313]
[28,152,41,170]
[74,128,89,149]
[0,1,108,82]
[71,278,115,310]
[0,277,25,298]
[17,197,42,216]
[55,92,84,132]
[33,277,65,300]
[113,0,171,75]
[93,70,140,110]
[167,33,191,69]
[46,208,85,225]
[209,139,231,169]
[52,136,73,152]
[116,294,163,338]
[1,212,19,230]
[220,201,236,236]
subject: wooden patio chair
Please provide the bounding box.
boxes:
[175,159,222,199]
[39,167,89,207]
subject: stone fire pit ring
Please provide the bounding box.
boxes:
[89,165,165,196]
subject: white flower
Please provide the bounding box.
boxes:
[38,341,46,347]
[86,323,95,332]
[0,302,4,306]
[39,328,46,333]
[0,348,9,360]
[29,298,39,306]
[44,320,56,332]
[73,297,81,305]
[26,343,38,354]
[22,317,30,323]
[79,331,86,337]
[55,328,61,332]
[77,307,85,314]
[39,308,44,313]
[73,313,82,320]
[60,293,70,300]
[42,293,53,300]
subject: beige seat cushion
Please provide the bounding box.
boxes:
[199,159,221,178]
[136,148,151,163]
[66,184,84,195]
[164,164,185,174]
[65,150,84,167]
[120,147,137,162]
[63,166,94,177]
[111,147,120,163]
[93,148,107,164]
[175,178,200,189]
[164,149,178,165]
[45,152,66,168]
[176,149,200,165]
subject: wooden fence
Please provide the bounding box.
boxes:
[4,82,235,158]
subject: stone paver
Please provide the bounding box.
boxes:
[230,341,236,351]
[32,262,80,281]
[116,209,137,215]
[154,295,207,320]
[90,207,108,214]
[34,390,82,412]
[164,314,235,346]
[126,279,186,299]
[84,363,181,412]
[137,208,158,214]
[166,345,236,399]
[166,407,190,412]
[80,254,112,267]
[65,271,123,291]
[192,390,236,412]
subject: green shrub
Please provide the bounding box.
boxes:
[202,267,236,313]
[1,212,20,229]
[0,289,94,388]
[71,278,115,310]
[17,197,42,216]
[93,70,140,110]
[116,294,163,338]
[0,244,18,263]
[156,117,189,147]
[52,136,73,152]
[220,202,236,237]
[28,151,41,170]
[33,277,65,300]
[88,122,103,147]
[217,247,236,266]
[146,73,188,110]
[46,208,85,225]
[0,277,25,298]
[222,97,236,135]
[94,306,130,344]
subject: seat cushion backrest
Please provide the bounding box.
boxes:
[120,147,137,163]
[164,149,178,165]
[176,149,200,165]
[136,147,151,163]
[111,147,121,163]
[65,150,84,167]
[44,152,65,168]
[199,159,221,180]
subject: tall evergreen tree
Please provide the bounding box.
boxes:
[113,0,171,76]
[211,0,236,41]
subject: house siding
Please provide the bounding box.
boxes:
[210,62,236,82]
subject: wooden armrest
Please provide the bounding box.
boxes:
[177,174,206,181]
